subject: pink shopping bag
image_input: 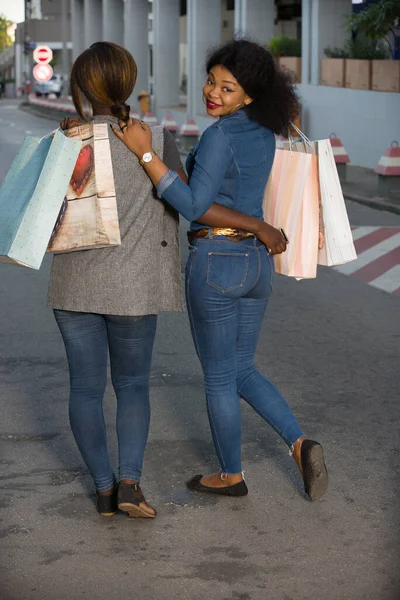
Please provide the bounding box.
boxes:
[263,147,320,279]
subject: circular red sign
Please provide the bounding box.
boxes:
[33,46,53,64]
[33,64,54,82]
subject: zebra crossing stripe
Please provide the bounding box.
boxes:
[334,226,400,294]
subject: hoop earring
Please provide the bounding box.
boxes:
[228,102,244,114]
[202,95,207,106]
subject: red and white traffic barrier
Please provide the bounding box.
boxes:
[329,133,350,164]
[161,112,178,133]
[375,141,400,176]
[180,117,200,138]
[142,112,158,125]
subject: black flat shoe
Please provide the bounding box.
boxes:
[301,440,328,501]
[118,483,157,518]
[292,438,328,501]
[187,474,248,497]
[96,486,118,516]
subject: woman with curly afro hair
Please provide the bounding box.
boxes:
[113,39,328,502]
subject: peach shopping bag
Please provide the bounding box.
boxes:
[263,147,320,279]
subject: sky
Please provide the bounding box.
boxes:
[0,0,24,24]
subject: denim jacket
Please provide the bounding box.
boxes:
[157,109,276,228]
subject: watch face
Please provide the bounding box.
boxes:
[142,152,153,163]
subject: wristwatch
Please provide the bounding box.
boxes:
[139,151,157,166]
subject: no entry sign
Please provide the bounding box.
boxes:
[33,45,53,65]
[33,63,54,82]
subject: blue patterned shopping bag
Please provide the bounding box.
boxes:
[0,129,81,269]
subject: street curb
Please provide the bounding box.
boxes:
[343,192,400,216]
[19,102,79,123]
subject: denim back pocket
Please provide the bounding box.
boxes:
[207,251,250,293]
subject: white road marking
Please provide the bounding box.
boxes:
[369,265,400,294]
[351,226,378,241]
[335,233,400,275]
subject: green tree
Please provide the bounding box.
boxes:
[0,14,13,50]
[346,0,400,58]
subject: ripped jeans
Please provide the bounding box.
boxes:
[185,236,304,474]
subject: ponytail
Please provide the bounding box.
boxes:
[111,102,131,123]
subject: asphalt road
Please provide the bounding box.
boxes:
[1,99,399,600]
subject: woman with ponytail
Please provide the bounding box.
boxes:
[48,42,185,518]
[50,41,301,519]
[113,39,329,503]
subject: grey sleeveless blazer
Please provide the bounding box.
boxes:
[47,116,184,316]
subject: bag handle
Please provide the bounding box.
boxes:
[286,122,314,156]
[288,121,313,145]
[38,127,61,143]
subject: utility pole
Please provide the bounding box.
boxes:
[23,0,31,91]
[61,0,69,97]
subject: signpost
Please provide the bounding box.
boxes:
[33,46,53,65]
[33,64,53,83]
[32,45,53,84]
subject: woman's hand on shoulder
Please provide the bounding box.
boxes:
[257,222,288,255]
[60,117,82,130]
[111,118,153,158]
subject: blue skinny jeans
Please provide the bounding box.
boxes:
[185,236,304,475]
[54,310,157,492]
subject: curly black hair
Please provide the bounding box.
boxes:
[206,39,300,136]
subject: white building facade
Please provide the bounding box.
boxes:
[69,0,399,169]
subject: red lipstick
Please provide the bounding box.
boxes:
[207,100,222,110]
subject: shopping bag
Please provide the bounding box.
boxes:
[0,130,81,269]
[263,146,320,278]
[47,122,121,253]
[316,139,357,266]
[287,123,357,267]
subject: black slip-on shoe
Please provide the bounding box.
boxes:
[186,474,248,497]
[298,439,328,501]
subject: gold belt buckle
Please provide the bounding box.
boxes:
[212,228,239,237]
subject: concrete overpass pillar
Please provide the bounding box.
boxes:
[71,0,84,60]
[187,0,221,118]
[234,0,274,45]
[84,0,103,48]
[124,0,149,109]
[152,0,180,113]
[103,0,124,45]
